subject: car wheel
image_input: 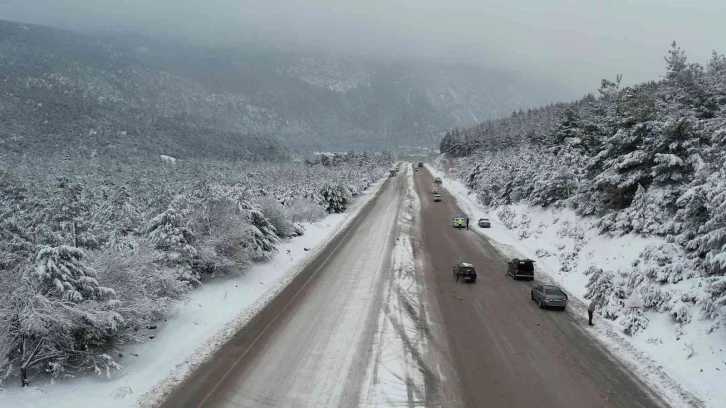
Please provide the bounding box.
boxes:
[538,299,543,308]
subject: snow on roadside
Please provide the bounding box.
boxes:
[0,177,388,408]
[425,164,714,408]
[360,165,433,406]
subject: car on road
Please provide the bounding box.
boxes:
[431,187,438,194]
[531,285,568,309]
[453,262,477,282]
[418,162,424,167]
[433,194,442,202]
[453,215,465,228]
[389,170,397,177]
[477,218,491,228]
[434,177,442,185]
[507,258,535,280]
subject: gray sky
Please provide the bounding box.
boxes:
[1,0,724,95]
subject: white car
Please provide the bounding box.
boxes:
[478,218,491,228]
[434,194,442,202]
[431,188,438,194]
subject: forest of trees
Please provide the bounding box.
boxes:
[440,43,726,332]
[0,152,392,386]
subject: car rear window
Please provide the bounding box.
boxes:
[460,267,474,272]
[518,262,534,272]
[544,288,563,295]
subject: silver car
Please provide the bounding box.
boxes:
[531,285,568,310]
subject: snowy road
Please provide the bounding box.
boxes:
[160,167,413,407]
[412,167,669,408]
[160,164,671,408]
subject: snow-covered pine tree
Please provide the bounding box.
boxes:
[147,202,199,282]
[320,183,351,213]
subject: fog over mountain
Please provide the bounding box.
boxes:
[0,19,569,155]
[3,0,724,92]
[1,1,722,155]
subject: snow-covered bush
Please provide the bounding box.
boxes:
[286,198,327,223]
[320,184,352,213]
[256,196,294,238]
[90,244,188,343]
[620,309,649,335]
[496,206,517,229]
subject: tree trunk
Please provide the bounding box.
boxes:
[21,366,28,387]
[72,220,78,248]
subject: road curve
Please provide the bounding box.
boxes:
[159,172,405,408]
[413,166,668,408]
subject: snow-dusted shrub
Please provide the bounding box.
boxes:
[241,203,280,261]
[585,267,626,320]
[635,243,697,284]
[90,244,188,343]
[256,196,294,238]
[497,206,516,229]
[620,309,649,335]
[535,248,553,258]
[0,247,124,386]
[518,213,531,230]
[558,251,578,273]
[639,284,669,310]
[286,198,327,223]
[320,184,352,213]
[669,298,693,324]
[147,203,198,282]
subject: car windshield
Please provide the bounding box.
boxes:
[544,288,563,295]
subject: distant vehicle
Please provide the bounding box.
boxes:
[418,162,424,167]
[389,170,397,177]
[531,285,568,309]
[431,187,438,194]
[453,262,477,282]
[415,167,419,172]
[477,218,491,228]
[507,258,535,280]
[433,194,442,202]
[453,215,465,228]
[434,177,442,185]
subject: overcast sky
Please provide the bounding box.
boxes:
[1,0,723,95]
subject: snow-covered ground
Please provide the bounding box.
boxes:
[426,164,719,408]
[0,178,387,408]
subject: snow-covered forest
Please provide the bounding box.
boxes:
[440,43,726,333]
[0,152,392,386]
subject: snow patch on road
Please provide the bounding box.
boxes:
[426,164,712,408]
[360,165,437,406]
[0,178,387,408]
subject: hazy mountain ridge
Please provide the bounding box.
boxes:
[0,19,572,155]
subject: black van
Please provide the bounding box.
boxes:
[507,258,535,280]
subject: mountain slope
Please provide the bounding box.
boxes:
[0,19,572,156]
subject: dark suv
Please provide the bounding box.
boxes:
[453,263,477,283]
[507,258,535,280]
